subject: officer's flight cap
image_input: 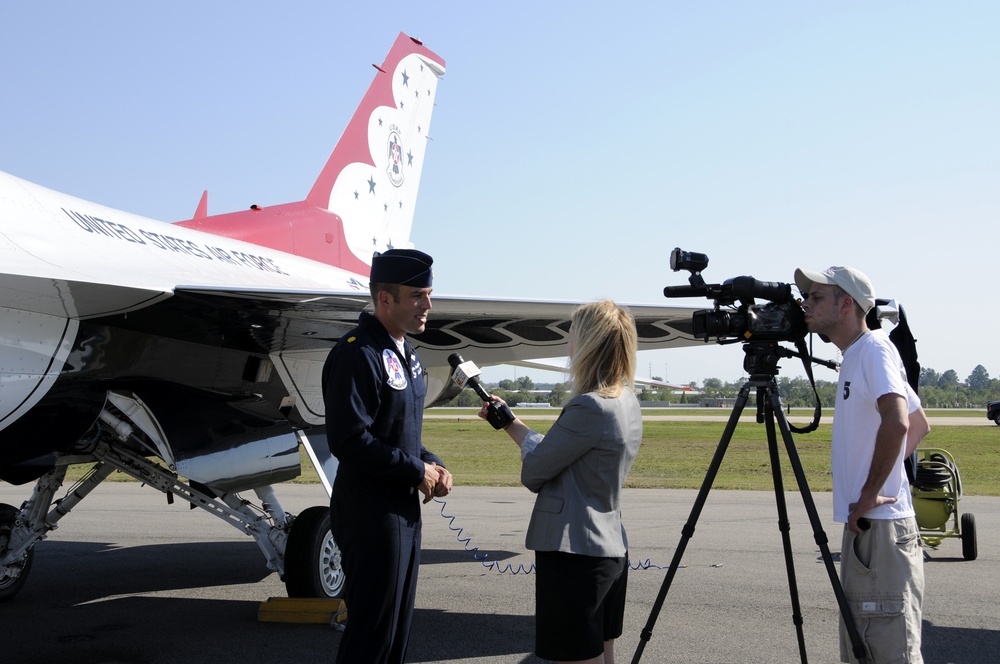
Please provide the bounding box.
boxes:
[370,249,434,288]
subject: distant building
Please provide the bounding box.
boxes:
[699,397,737,408]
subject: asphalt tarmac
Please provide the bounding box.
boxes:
[1,481,995,664]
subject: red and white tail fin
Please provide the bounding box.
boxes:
[175,33,445,275]
[307,34,445,255]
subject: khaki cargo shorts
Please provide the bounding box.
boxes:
[839,517,924,664]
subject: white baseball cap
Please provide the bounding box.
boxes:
[794,266,876,314]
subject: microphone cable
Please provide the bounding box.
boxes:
[432,498,683,574]
[432,497,535,574]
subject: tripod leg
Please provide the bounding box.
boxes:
[762,389,809,663]
[769,389,870,664]
[630,382,752,664]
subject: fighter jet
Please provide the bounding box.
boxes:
[0,33,699,602]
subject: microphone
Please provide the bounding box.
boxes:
[447,353,515,430]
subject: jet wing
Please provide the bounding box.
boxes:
[121,288,703,361]
[414,294,701,363]
[500,358,695,390]
[135,289,702,420]
[412,295,702,406]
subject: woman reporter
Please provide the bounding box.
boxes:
[479,299,642,664]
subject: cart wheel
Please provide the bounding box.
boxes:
[961,512,977,561]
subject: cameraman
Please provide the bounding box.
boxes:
[795,266,923,664]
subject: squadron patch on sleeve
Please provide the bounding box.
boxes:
[383,349,408,390]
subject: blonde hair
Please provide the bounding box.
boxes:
[568,299,637,398]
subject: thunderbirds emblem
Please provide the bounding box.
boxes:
[386,129,404,187]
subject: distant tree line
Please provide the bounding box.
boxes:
[446,376,569,408]
[443,365,997,409]
[639,364,998,409]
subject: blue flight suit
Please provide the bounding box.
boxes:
[322,311,443,664]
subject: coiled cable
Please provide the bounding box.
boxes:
[433,498,680,574]
[433,497,535,574]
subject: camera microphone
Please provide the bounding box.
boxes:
[447,353,515,430]
[663,284,708,298]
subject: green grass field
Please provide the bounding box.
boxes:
[62,409,1000,495]
[417,415,1000,495]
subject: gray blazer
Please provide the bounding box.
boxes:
[520,389,642,557]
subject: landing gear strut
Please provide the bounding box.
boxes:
[0,405,345,602]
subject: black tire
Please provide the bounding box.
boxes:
[0,503,33,602]
[283,506,345,598]
[994,414,1000,426]
[961,512,977,561]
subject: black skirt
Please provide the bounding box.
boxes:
[534,550,628,661]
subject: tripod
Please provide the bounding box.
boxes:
[631,342,869,664]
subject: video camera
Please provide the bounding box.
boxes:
[663,248,807,344]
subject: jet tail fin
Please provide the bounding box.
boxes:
[175,33,445,273]
[306,33,445,250]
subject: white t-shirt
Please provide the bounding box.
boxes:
[831,331,915,522]
[873,330,922,414]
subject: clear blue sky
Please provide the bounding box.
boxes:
[3,2,996,387]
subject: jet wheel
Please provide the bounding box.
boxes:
[0,503,33,602]
[284,506,345,598]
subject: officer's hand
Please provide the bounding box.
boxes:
[420,462,444,503]
[433,465,453,498]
